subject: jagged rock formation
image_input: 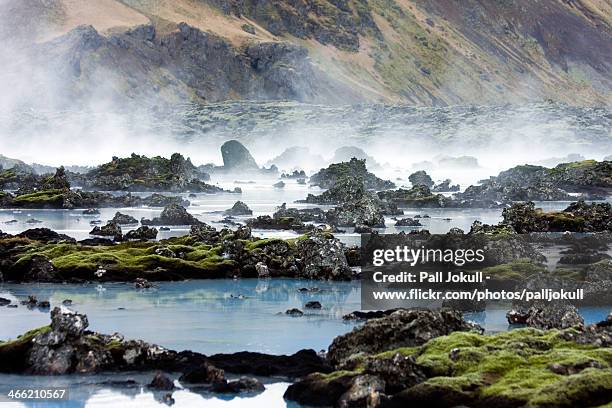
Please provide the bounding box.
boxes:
[408,170,434,189]
[141,204,203,226]
[309,158,394,190]
[458,160,612,202]
[71,153,221,193]
[0,307,329,378]
[501,200,612,233]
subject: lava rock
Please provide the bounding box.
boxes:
[295,231,352,280]
[286,308,304,316]
[179,362,225,384]
[224,201,252,216]
[90,221,123,240]
[112,212,138,225]
[149,372,175,390]
[327,309,482,367]
[212,377,265,394]
[394,218,422,227]
[305,301,322,309]
[141,204,203,226]
[221,140,259,171]
[125,226,158,240]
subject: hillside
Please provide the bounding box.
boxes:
[1,0,610,106]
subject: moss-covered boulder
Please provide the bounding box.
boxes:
[502,201,611,233]
[327,309,482,367]
[309,158,394,190]
[68,153,224,193]
[287,324,612,408]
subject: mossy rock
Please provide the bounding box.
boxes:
[0,326,51,373]
[303,328,612,407]
[8,240,238,281]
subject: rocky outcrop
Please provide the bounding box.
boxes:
[501,201,612,233]
[208,349,330,378]
[20,255,57,281]
[220,140,259,171]
[71,153,218,193]
[302,176,367,205]
[431,179,460,192]
[124,226,158,241]
[309,159,394,190]
[295,231,352,281]
[394,218,422,227]
[1,224,353,282]
[506,303,584,329]
[247,215,313,233]
[287,313,612,408]
[0,308,329,380]
[408,170,434,188]
[224,201,252,216]
[327,309,481,367]
[0,188,190,210]
[89,221,123,240]
[325,193,387,228]
[141,204,203,226]
[377,186,451,208]
[112,212,138,225]
[457,161,612,203]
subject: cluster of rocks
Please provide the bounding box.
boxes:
[431,178,460,192]
[300,177,402,228]
[69,153,221,193]
[0,187,190,210]
[0,307,329,387]
[501,200,612,233]
[1,221,356,282]
[455,160,611,203]
[309,158,394,190]
[284,308,612,407]
[506,302,584,329]
[224,201,252,216]
[141,204,204,226]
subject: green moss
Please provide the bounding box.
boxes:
[315,369,361,381]
[375,346,419,359]
[17,240,237,279]
[482,259,546,280]
[12,189,65,205]
[244,238,285,251]
[318,328,611,405]
[0,326,51,349]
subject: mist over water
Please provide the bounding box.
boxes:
[1,102,610,185]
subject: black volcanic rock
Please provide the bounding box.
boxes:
[90,221,123,240]
[310,158,394,190]
[224,201,252,216]
[408,170,434,188]
[220,140,259,171]
[327,309,482,367]
[112,212,138,225]
[141,204,203,226]
[125,226,158,240]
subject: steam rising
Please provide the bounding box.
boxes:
[0,2,609,187]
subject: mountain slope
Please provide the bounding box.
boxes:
[1,0,610,106]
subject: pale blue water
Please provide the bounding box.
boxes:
[0,279,361,354]
[0,280,609,408]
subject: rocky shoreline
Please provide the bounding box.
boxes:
[285,309,612,407]
[1,307,610,407]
